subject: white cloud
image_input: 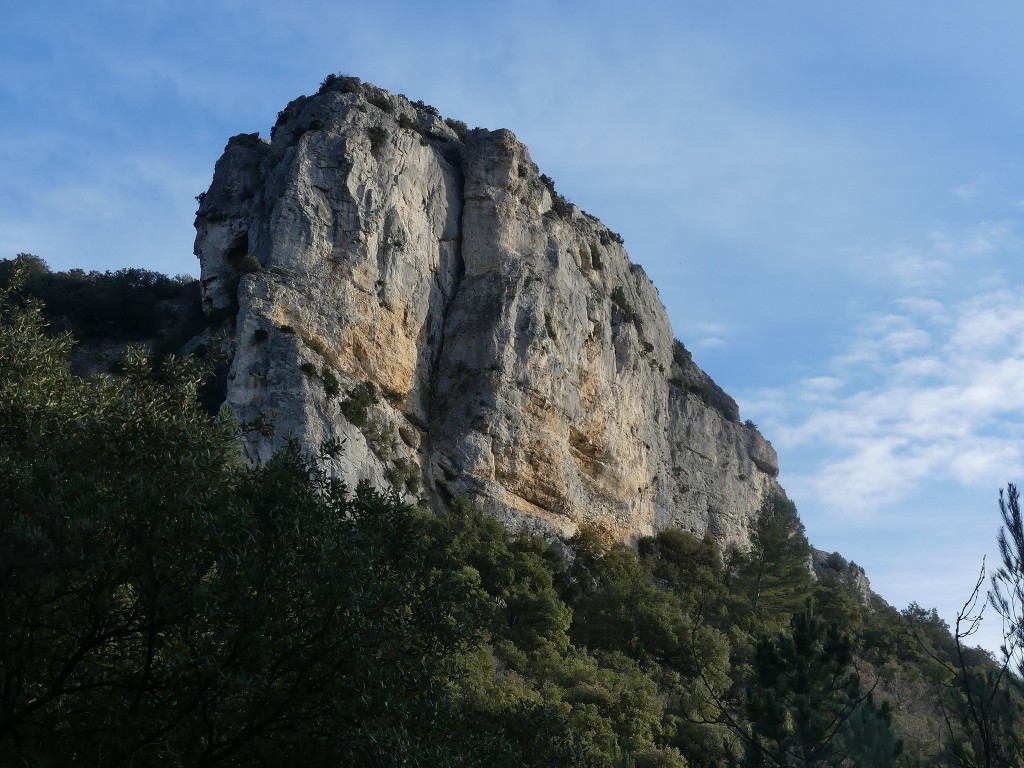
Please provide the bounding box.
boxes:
[930,221,1014,257]
[883,248,950,287]
[693,322,730,350]
[850,221,1017,298]
[751,282,1024,523]
[953,177,987,201]
[695,336,727,350]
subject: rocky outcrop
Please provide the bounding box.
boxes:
[194,77,781,547]
[812,549,875,608]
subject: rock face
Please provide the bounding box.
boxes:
[194,78,781,547]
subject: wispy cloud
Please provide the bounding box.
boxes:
[953,177,987,202]
[749,282,1024,521]
[693,322,730,350]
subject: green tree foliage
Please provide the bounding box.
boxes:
[0,253,199,343]
[567,533,735,767]
[993,484,1024,681]
[744,610,899,768]
[639,528,726,617]
[732,493,813,633]
[842,697,903,768]
[814,568,866,636]
[0,266,489,765]
[439,498,572,652]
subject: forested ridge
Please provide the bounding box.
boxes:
[3,254,1023,766]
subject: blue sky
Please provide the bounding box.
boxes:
[3,0,1024,651]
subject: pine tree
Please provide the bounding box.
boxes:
[734,493,813,632]
[744,610,893,767]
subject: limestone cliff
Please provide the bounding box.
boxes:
[194,77,781,547]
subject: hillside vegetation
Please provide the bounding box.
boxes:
[2,254,1023,766]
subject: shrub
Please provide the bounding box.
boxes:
[444,118,468,141]
[368,126,389,157]
[610,287,643,332]
[279,324,295,335]
[367,94,394,114]
[240,254,263,273]
[338,75,361,93]
[550,194,571,219]
[391,460,423,495]
[381,386,404,406]
[300,333,329,358]
[398,113,415,131]
[825,552,848,572]
[411,99,439,117]
[300,361,317,376]
[318,73,361,95]
[321,367,340,398]
[672,340,692,368]
[544,313,557,341]
[389,458,422,495]
[539,174,572,219]
[341,382,378,428]
[318,73,340,93]
[600,229,624,246]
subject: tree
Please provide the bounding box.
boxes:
[744,610,896,768]
[639,528,726,618]
[992,484,1024,680]
[842,697,903,768]
[929,485,1024,768]
[0,260,489,765]
[732,493,813,633]
[565,537,734,767]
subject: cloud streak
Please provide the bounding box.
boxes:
[748,277,1024,522]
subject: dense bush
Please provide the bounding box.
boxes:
[610,286,644,332]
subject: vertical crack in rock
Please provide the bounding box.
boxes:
[422,140,466,508]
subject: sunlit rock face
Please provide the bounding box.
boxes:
[195,78,781,547]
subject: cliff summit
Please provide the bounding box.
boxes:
[195,76,781,547]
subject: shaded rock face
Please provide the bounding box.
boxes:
[194,79,781,547]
